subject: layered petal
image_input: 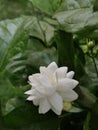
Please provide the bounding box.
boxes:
[49,92,63,115]
[29,74,40,83]
[55,67,68,80]
[40,66,51,79]
[33,74,56,96]
[66,71,75,78]
[24,89,34,95]
[47,62,58,73]
[39,98,51,114]
[33,99,39,106]
[60,90,78,101]
[27,96,35,101]
[57,78,79,91]
[28,74,41,87]
[37,74,51,87]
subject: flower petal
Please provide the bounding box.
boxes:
[38,74,51,87]
[60,90,78,101]
[33,99,39,106]
[35,85,56,96]
[57,78,79,91]
[36,75,56,95]
[47,62,58,73]
[40,66,46,74]
[66,71,74,78]
[29,74,40,83]
[24,89,34,95]
[49,92,63,115]
[55,67,68,80]
[40,67,54,83]
[28,74,41,87]
[39,98,51,114]
[27,96,35,101]
[34,90,44,99]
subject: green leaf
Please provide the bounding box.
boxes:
[68,106,83,113]
[0,16,33,72]
[77,86,97,109]
[1,98,22,116]
[30,0,61,15]
[0,16,57,87]
[59,0,94,11]
[0,16,56,73]
[3,102,59,130]
[54,7,98,37]
[93,0,98,11]
[83,112,91,130]
[30,0,94,15]
[0,74,29,116]
[90,99,98,130]
[27,38,57,68]
[85,12,98,27]
[29,17,55,46]
[53,8,93,33]
[88,30,98,39]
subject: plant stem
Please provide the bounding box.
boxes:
[92,56,98,77]
[55,30,75,70]
[91,50,98,77]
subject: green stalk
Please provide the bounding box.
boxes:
[91,50,98,77]
[56,30,74,70]
[92,56,98,77]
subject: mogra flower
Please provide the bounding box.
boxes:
[25,62,79,115]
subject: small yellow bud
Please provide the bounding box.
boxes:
[63,101,72,111]
[87,41,95,49]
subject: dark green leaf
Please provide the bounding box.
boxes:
[93,0,98,11]
[77,86,96,109]
[83,112,91,130]
[30,0,60,15]
[0,75,29,116]
[90,99,98,130]
[3,102,59,130]
[29,17,55,46]
[27,38,57,68]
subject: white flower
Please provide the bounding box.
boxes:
[25,62,79,115]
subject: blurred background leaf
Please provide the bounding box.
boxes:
[30,0,61,15]
[0,0,33,20]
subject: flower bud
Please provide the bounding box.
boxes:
[63,101,72,111]
[87,41,95,49]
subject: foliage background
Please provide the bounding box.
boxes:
[0,0,98,130]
